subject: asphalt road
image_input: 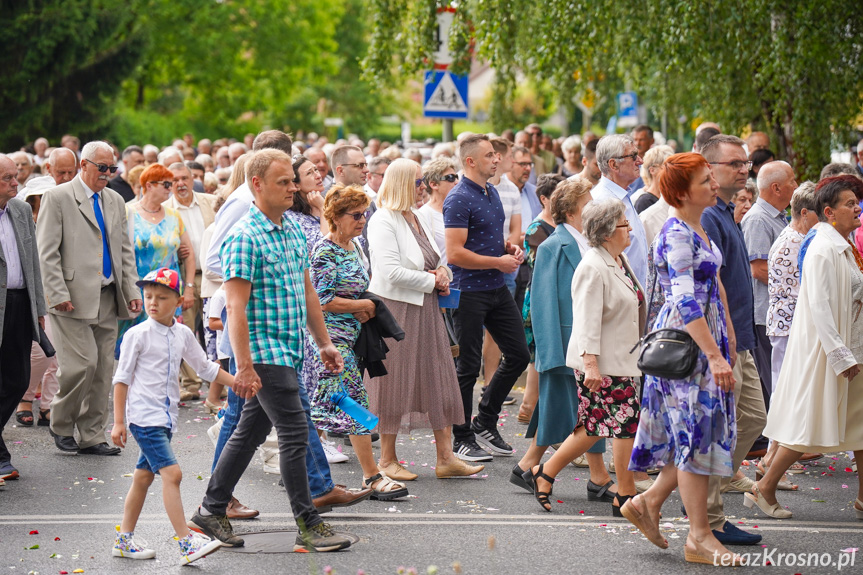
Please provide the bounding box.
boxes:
[1,387,860,575]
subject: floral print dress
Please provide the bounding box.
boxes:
[286,210,324,396]
[629,218,736,476]
[309,238,372,435]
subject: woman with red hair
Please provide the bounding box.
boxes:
[622,153,741,566]
[115,163,195,356]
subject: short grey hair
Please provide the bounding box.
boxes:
[158,146,181,165]
[790,181,817,219]
[582,198,626,248]
[195,153,215,170]
[168,161,192,176]
[857,138,863,153]
[143,144,159,156]
[368,156,392,174]
[561,135,582,154]
[596,134,634,177]
[81,141,114,161]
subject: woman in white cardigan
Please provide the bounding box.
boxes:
[750,175,863,520]
[365,159,483,480]
[524,198,645,514]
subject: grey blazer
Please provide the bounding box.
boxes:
[36,177,139,320]
[0,198,46,346]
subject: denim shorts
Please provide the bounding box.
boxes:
[129,424,177,474]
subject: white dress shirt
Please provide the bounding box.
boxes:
[0,205,24,289]
[113,317,220,430]
[166,194,205,271]
[80,176,114,286]
[590,176,648,287]
[563,223,591,256]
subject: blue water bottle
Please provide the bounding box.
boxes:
[330,389,379,431]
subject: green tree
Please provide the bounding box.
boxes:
[363,0,863,179]
[0,0,146,150]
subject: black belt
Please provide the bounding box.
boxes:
[5,288,27,294]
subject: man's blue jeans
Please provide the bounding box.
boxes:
[212,359,335,498]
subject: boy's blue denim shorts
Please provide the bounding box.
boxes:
[129,424,177,474]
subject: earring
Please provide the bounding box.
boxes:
[832,221,837,227]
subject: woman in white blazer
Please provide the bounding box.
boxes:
[366,158,482,480]
[524,198,645,515]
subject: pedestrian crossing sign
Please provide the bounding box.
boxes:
[423,70,469,119]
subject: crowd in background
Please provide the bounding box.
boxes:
[1,122,862,563]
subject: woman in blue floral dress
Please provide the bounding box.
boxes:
[310,184,408,500]
[622,153,740,566]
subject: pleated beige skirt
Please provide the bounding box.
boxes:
[365,292,465,435]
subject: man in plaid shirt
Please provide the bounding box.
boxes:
[188,150,353,553]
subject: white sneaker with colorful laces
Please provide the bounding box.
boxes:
[178,532,221,565]
[112,531,156,560]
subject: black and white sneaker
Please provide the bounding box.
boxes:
[453,440,493,462]
[471,420,515,456]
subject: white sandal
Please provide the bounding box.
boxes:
[363,472,408,501]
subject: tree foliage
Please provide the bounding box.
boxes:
[363,0,863,179]
[2,0,399,150]
[1,0,146,149]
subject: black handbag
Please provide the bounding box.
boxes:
[631,270,713,380]
[38,324,55,358]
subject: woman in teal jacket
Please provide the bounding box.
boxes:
[509,178,615,503]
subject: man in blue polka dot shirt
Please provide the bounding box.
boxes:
[443,134,531,462]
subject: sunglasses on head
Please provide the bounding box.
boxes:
[84,159,119,174]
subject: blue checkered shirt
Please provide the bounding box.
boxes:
[220,203,308,368]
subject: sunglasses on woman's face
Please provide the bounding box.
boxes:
[440,174,458,183]
[150,181,172,190]
[345,210,371,221]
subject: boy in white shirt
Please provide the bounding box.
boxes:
[110,268,253,564]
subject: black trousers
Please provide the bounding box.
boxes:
[202,363,320,530]
[452,286,530,443]
[0,290,33,464]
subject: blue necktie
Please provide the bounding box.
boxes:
[92,193,112,279]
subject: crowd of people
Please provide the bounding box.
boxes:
[0,123,862,566]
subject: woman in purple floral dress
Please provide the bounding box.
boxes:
[622,153,740,567]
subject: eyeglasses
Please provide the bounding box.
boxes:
[342,163,368,170]
[370,172,386,178]
[613,152,640,162]
[84,159,119,174]
[150,181,173,190]
[616,220,632,229]
[344,210,371,221]
[415,178,425,187]
[440,174,459,183]
[514,161,534,168]
[709,160,753,171]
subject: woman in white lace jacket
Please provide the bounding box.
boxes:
[749,175,863,521]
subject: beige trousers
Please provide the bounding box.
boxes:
[180,271,204,393]
[707,349,767,530]
[49,287,118,449]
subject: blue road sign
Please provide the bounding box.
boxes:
[616,91,638,127]
[424,70,469,119]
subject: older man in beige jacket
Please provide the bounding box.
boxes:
[37,141,141,455]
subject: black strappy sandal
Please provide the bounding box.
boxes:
[522,464,555,512]
[586,479,616,502]
[612,493,634,517]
